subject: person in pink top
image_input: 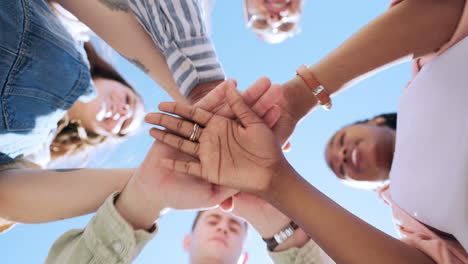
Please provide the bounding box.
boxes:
[324,112,468,263]
[145,0,468,263]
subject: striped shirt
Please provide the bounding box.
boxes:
[128,0,225,97]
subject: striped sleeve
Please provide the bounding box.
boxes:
[127,0,225,97]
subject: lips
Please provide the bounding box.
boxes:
[349,146,360,171]
[265,0,290,13]
[210,237,228,247]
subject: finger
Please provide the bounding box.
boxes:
[158,102,214,126]
[282,141,292,152]
[251,84,283,118]
[263,105,281,128]
[159,158,202,177]
[226,85,263,127]
[241,77,271,107]
[193,80,230,111]
[147,113,201,139]
[220,197,234,212]
[150,128,200,156]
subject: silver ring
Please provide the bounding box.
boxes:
[189,123,200,142]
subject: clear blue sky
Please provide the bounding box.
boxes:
[1,1,412,263]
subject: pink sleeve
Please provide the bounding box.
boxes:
[401,237,468,264]
[379,187,468,264]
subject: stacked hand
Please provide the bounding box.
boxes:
[146,84,290,196]
[117,78,288,230]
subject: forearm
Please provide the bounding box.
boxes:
[263,165,435,264]
[237,198,309,251]
[0,168,132,223]
[284,0,464,120]
[114,169,165,231]
[56,0,186,102]
[187,79,225,104]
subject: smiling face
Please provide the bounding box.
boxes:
[243,0,304,43]
[67,78,144,137]
[324,120,396,183]
[184,208,247,264]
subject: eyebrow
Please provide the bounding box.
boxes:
[326,134,337,171]
[228,218,242,229]
[205,214,221,221]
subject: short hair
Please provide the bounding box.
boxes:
[191,210,249,232]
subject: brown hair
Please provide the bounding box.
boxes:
[191,210,249,232]
[50,42,141,160]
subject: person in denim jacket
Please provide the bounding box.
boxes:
[0,0,147,231]
[0,0,280,231]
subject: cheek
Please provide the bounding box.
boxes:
[249,0,268,13]
[86,97,106,116]
[290,0,303,11]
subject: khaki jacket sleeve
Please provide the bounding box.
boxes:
[45,192,156,264]
[269,239,335,264]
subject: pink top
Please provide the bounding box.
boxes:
[383,1,468,261]
[390,0,468,75]
[378,185,468,264]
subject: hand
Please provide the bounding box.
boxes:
[272,77,313,149]
[119,78,283,216]
[229,192,310,251]
[147,83,288,195]
[114,139,236,231]
[230,192,291,238]
[195,77,284,127]
[115,78,283,230]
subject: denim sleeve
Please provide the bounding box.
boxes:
[268,239,336,264]
[127,0,225,97]
[45,192,156,264]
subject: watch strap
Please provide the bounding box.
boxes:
[296,64,332,110]
[262,221,299,251]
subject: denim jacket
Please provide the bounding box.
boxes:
[0,0,94,164]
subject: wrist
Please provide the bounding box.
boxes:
[273,228,310,252]
[282,76,317,121]
[245,203,291,239]
[115,173,165,231]
[261,160,295,200]
[187,79,225,104]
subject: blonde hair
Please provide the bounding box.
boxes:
[50,43,143,160]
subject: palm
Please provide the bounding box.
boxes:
[138,140,236,210]
[197,115,282,193]
[149,85,287,195]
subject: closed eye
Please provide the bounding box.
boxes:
[339,165,345,176]
[339,133,346,147]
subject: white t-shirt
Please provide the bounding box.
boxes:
[390,37,468,252]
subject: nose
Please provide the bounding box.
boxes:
[117,103,132,119]
[270,13,281,21]
[216,224,228,236]
[339,146,348,164]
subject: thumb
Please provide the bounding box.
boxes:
[226,83,263,127]
[194,80,230,110]
[282,141,292,152]
[220,197,234,211]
